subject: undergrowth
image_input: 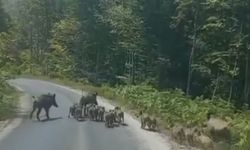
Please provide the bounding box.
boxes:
[0,76,18,120]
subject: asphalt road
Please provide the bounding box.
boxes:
[0,78,150,150]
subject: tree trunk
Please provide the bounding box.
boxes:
[131,51,135,84]
[95,49,100,74]
[244,48,250,105]
[29,25,33,74]
[228,82,233,104]
[186,12,198,95]
[128,50,133,84]
[228,55,238,104]
[212,75,219,100]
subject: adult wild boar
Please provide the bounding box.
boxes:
[30,93,58,121]
[79,92,98,116]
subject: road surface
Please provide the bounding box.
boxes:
[0,78,171,150]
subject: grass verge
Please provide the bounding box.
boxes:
[0,80,20,121]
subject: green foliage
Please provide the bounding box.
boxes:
[0,0,10,32]
[4,0,250,104]
[0,76,18,120]
[116,84,228,126]
[232,114,250,149]
[47,17,80,78]
[0,1,22,120]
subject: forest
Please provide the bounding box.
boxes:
[1,0,250,149]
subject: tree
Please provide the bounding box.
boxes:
[4,0,250,108]
[171,0,204,95]
[99,0,146,84]
[0,0,9,32]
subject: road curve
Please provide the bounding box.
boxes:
[0,78,172,150]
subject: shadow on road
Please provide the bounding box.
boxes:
[75,118,86,122]
[109,123,129,128]
[68,116,88,122]
[40,117,63,122]
[121,123,128,126]
[143,128,158,132]
[77,119,86,122]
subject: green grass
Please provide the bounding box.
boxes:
[0,81,20,121]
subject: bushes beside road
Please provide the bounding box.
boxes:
[0,77,18,120]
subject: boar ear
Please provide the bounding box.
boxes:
[53,93,56,98]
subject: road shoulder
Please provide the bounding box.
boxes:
[0,88,31,141]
